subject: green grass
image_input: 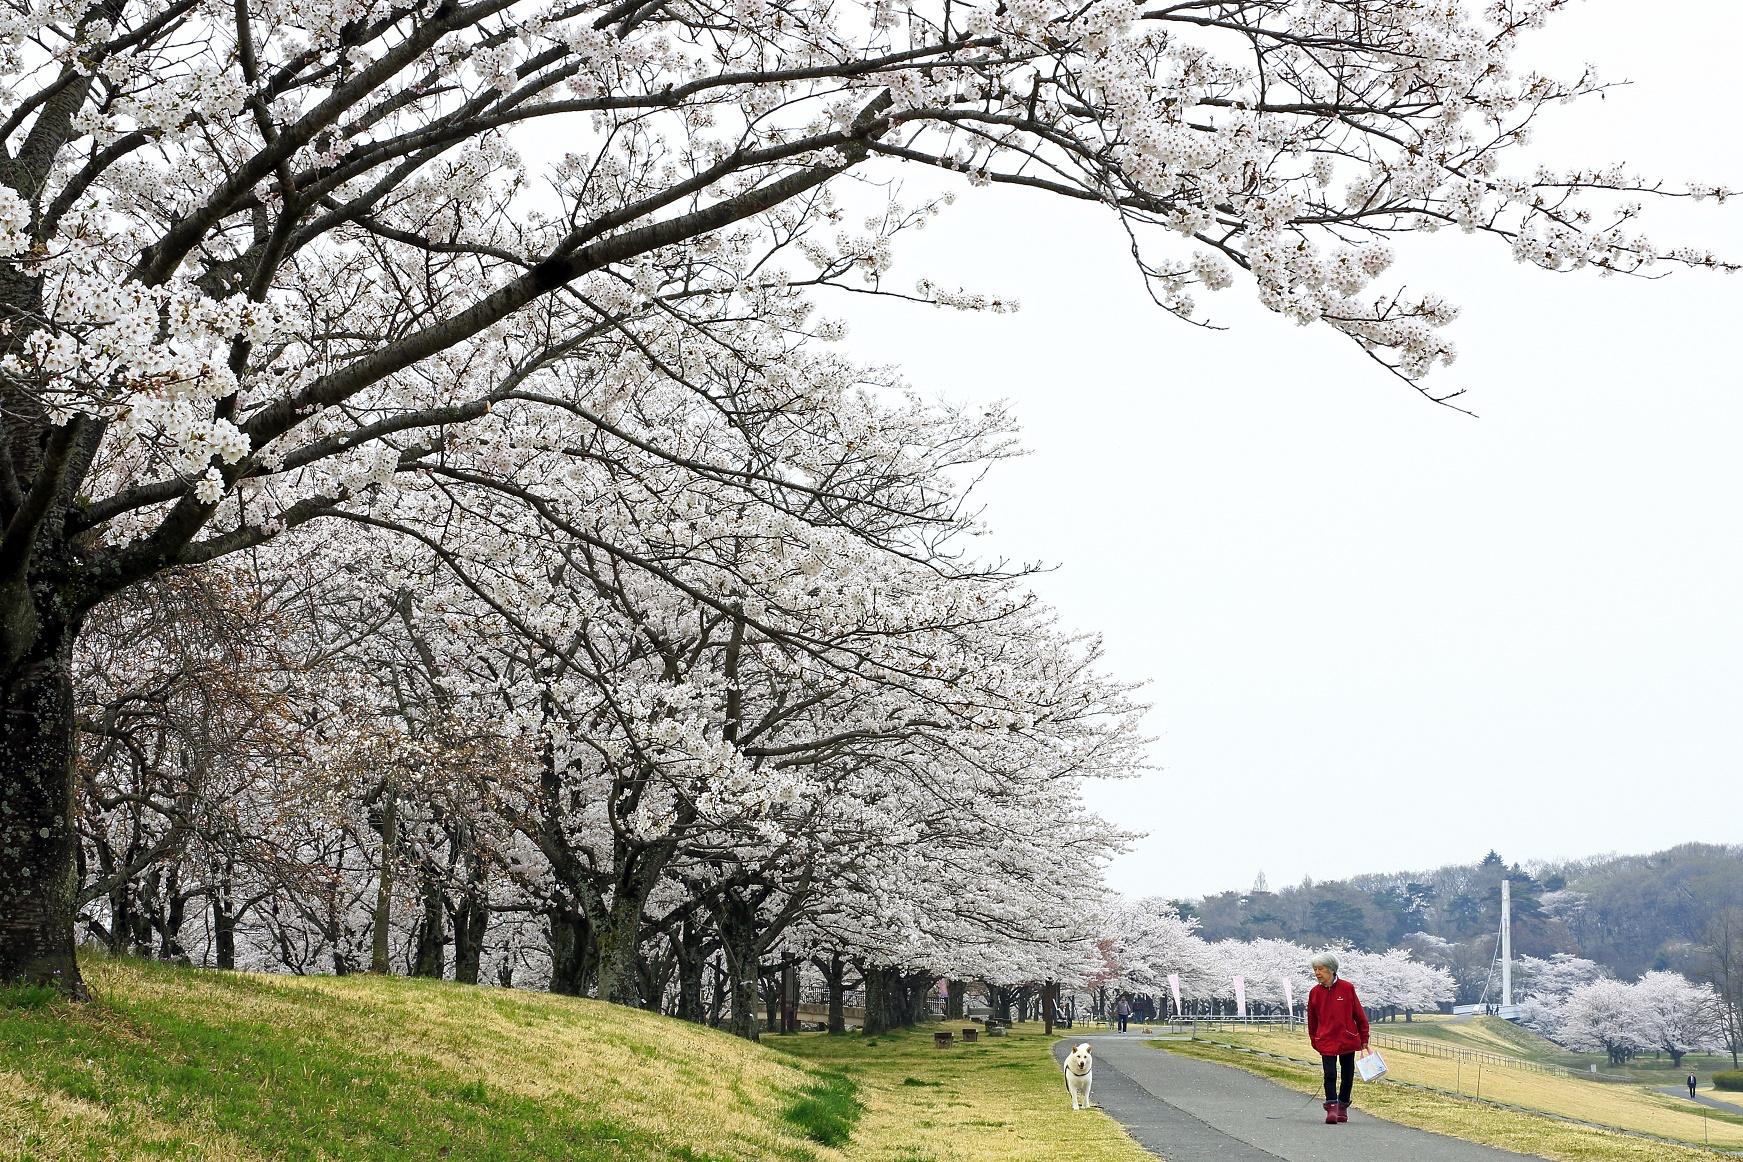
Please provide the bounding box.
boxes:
[781,1074,862,1147]
[775,1023,1150,1162]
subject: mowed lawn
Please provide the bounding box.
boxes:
[1170,1021,1743,1155]
[0,959,1147,1162]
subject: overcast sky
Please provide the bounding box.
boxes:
[827,1,1743,900]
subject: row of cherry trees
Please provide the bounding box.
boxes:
[69,352,1143,1034]
[1090,897,1455,1018]
[2,0,1730,997]
[1511,956,1733,1067]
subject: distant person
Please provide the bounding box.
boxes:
[1307,952,1369,1125]
[1115,994,1132,1032]
[1689,1072,1699,1099]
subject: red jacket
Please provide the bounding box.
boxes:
[1307,978,1369,1056]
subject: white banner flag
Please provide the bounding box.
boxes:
[1168,973,1183,1016]
[1283,978,1295,1016]
[1233,975,1247,1017]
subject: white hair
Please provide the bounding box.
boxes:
[1310,952,1340,973]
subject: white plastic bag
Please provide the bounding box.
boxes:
[1355,1048,1387,1082]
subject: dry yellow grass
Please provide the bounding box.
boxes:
[1189,1024,1743,1150]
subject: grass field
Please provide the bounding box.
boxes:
[0,960,1146,1162]
[1175,1020,1743,1153]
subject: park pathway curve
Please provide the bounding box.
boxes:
[1658,1086,1743,1113]
[1053,1034,1538,1162]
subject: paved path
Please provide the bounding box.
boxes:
[1053,1035,1538,1161]
[1658,1086,1743,1113]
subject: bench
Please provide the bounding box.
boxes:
[961,1028,979,1043]
[933,1030,953,1048]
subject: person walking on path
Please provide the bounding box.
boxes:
[1688,1073,1698,1099]
[1307,952,1369,1125]
[1116,994,1132,1033]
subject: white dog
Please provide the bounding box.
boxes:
[1063,1042,1094,1110]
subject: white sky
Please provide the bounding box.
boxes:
[827,1,1743,899]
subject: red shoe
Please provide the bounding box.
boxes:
[1335,1103,1349,1123]
[1323,1102,1339,1124]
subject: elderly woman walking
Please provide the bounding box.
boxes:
[1306,952,1369,1124]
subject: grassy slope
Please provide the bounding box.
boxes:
[1172,1024,1743,1156]
[0,961,1147,1162]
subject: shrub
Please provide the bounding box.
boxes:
[1714,1071,1743,1092]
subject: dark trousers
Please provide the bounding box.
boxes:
[1322,1053,1354,1105]
[1117,1014,1129,1032]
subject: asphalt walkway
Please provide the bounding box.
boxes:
[1053,1034,1537,1161]
[1658,1086,1743,1113]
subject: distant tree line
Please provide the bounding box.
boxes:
[1180,845,1743,1007]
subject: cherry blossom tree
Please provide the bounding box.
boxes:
[1632,971,1725,1069]
[3,0,1734,995]
[1559,977,1648,1066]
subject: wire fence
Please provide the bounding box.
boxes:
[1363,1030,1637,1084]
[1171,1017,1636,1084]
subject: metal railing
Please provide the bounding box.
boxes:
[1363,1030,1635,1084]
[1171,1018,1635,1085]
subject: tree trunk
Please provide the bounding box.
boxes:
[0,620,89,997]
[720,928,762,1040]
[452,891,488,986]
[1043,981,1057,1035]
[548,908,593,997]
[412,879,445,979]
[946,980,966,1020]
[593,887,648,1007]
[211,871,237,971]
[707,961,728,1028]
[815,953,847,1034]
[861,965,912,1036]
[673,925,708,1024]
[780,958,799,1034]
[370,790,398,974]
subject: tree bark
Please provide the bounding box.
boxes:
[0,618,89,997]
[814,952,847,1034]
[411,878,445,979]
[548,908,593,997]
[780,958,799,1034]
[946,980,966,1020]
[370,789,398,974]
[861,965,914,1036]
[717,902,763,1040]
[211,867,236,970]
[452,890,488,986]
[593,877,654,1007]
[672,924,709,1024]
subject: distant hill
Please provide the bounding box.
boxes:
[1178,842,1743,1001]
